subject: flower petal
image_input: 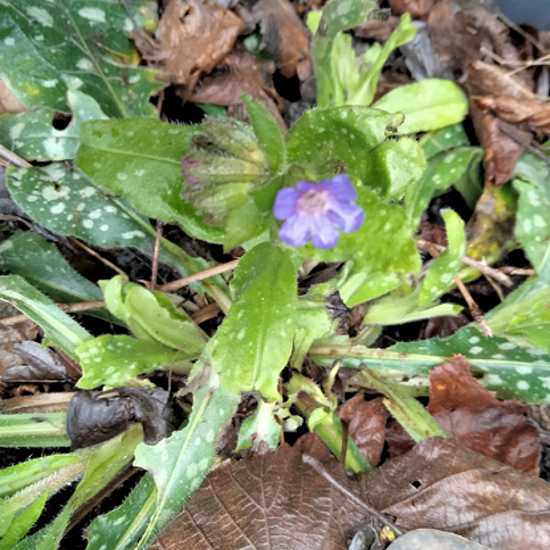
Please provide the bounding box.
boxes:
[273,187,301,220]
[279,214,311,247]
[296,180,317,193]
[309,214,340,250]
[318,174,356,201]
[327,201,364,233]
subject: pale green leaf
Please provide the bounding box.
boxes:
[0,275,91,357]
[311,0,377,108]
[374,79,468,134]
[404,147,482,227]
[133,370,240,548]
[236,401,280,451]
[419,210,465,306]
[0,492,47,550]
[76,335,181,389]
[301,187,421,278]
[0,90,108,161]
[285,105,404,184]
[212,243,297,400]
[364,137,426,200]
[348,13,417,106]
[0,1,162,118]
[242,94,285,173]
[85,475,156,550]
[513,155,550,281]
[76,119,224,243]
[0,412,69,447]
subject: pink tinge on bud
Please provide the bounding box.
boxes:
[181,157,205,184]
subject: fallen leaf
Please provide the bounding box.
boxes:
[155,0,244,88]
[149,434,368,550]
[354,17,401,43]
[474,95,550,133]
[470,98,530,186]
[387,355,541,474]
[387,529,490,550]
[189,52,286,130]
[66,388,175,449]
[253,0,311,79]
[368,437,550,550]
[389,0,435,19]
[338,393,387,467]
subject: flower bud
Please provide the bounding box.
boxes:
[182,153,265,185]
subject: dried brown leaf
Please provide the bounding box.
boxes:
[155,0,244,87]
[368,437,550,550]
[338,393,386,467]
[387,529,490,550]
[354,17,401,42]
[253,0,311,80]
[149,434,368,550]
[0,79,26,116]
[474,95,550,133]
[388,0,435,19]
[387,356,541,474]
[189,52,286,130]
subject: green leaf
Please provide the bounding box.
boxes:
[338,270,402,306]
[0,492,47,550]
[420,123,469,157]
[285,105,404,184]
[301,187,421,278]
[365,137,426,200]
[23,425,143,550]
[513,155,550,280]
[0,231,103,306]
[419,209,465,306]
[85,475,156,550]
[0,412,70,447]
[0,453,81,498]
[133,370,240,548]
[310,326,550,403]
[76,119,224,243]
[6,163,212,286]
[374,79,468,134]
[76,335,181,389]
[311,0,377,108]
[223,198,267,251]
[347,13,417,106]
[404,147,482,227]
[0,91,107,161]
[236,401,280,451]
[0,276,91,357]
[0,1,162,117]
[356,368,446,441]
[212,243,297,400]
[242,94,285,173]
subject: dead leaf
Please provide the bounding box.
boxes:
[149,434,368,550]
[387,529,490,550]
[354,17,401,42]
[338,393,386,467]
[388,0,435,19]
[470,98,530,186]
[474,95,550,133]
[387,355,541,475]
[419,314,469,340]
[155,0,244,88]
[253,0,311,80]
[66,388,175,449]
[189,52,286,130]
[367,437,550,550]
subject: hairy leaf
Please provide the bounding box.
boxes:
[0,276,91,357]
[76,119,223,242]
[212,243,296,400]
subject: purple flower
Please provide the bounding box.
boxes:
[273,175,364,250]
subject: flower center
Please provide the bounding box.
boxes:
[298,189,328,215]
